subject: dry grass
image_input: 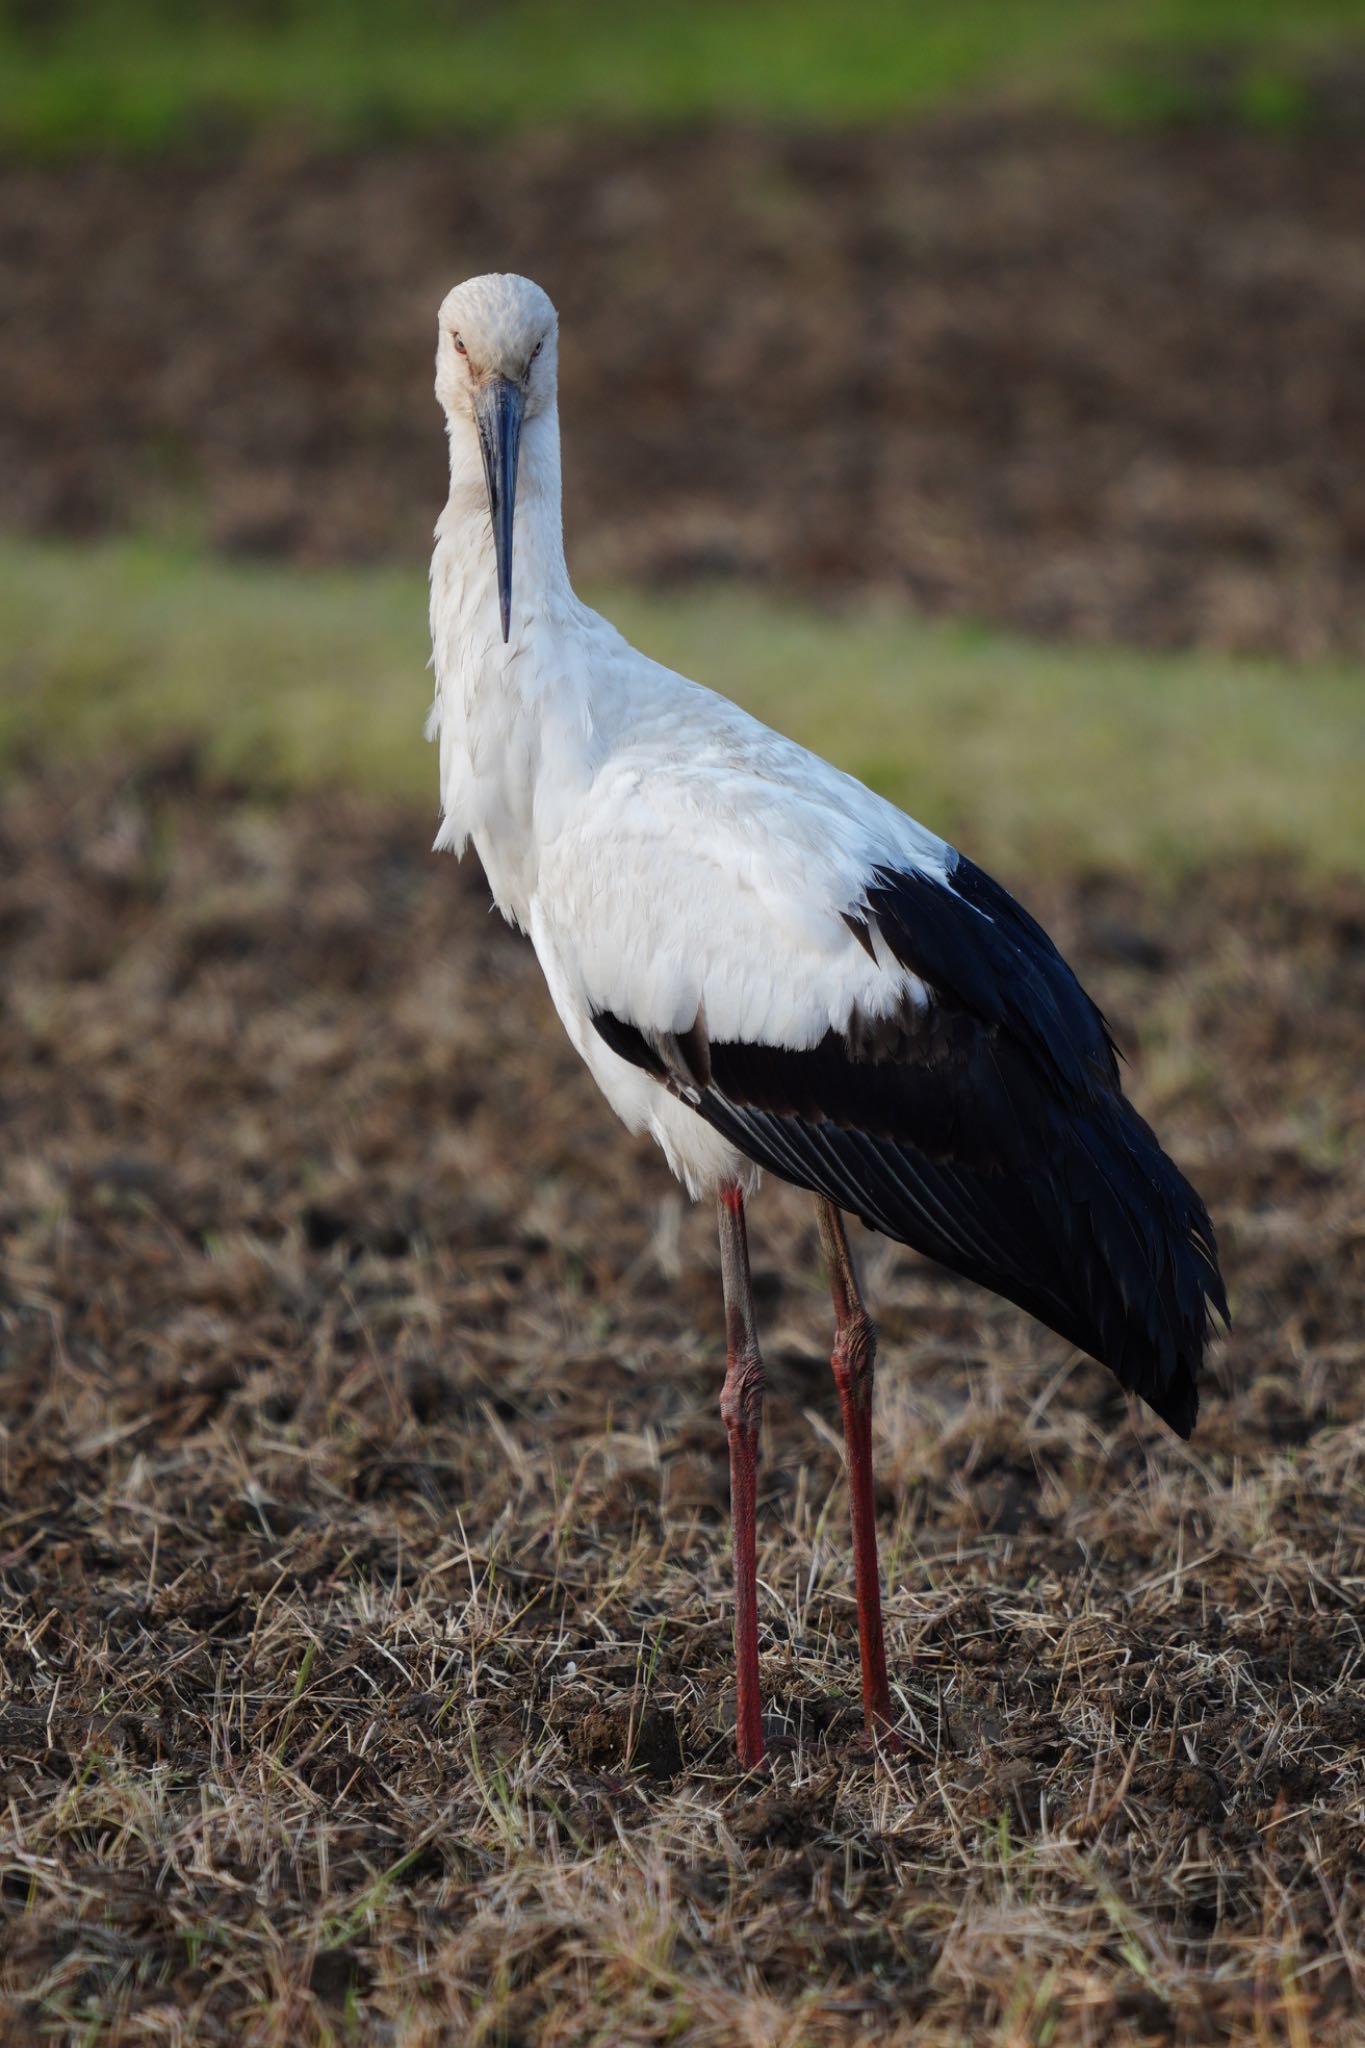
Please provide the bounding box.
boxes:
[2,760,1364,2044]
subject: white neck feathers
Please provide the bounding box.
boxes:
[427,393,601,925]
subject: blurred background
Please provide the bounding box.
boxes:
[5,10,1365,2042]
[3,0,1364,864]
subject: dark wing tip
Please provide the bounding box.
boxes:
[588,850,1230,1446]
[1156,1373,1199,1440]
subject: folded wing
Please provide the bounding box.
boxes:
[588,849,1227,1438]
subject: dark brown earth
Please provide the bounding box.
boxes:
[5,115,1365,655]
[2,760,1363,2042]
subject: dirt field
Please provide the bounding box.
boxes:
[2,759,1362,2043]
[5,113,1365,657]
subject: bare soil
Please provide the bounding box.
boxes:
[5,115,1365,655]
[2,760,1363,2042]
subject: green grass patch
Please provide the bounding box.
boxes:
[4,537,1362,876]
[2,0,1363,154]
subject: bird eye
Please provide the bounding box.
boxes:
[452,332,467,355]
[530,340,543,361]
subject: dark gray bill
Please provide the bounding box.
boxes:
[474,376,524,643]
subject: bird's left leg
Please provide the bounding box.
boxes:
[816,1197,900,1749]
[716,1179,767,1769]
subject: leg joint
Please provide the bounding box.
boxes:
[832,1306,877,1411]
[721,1346,765,1438]
[835,1305,877,1375]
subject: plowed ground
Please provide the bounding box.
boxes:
[5,114,1365,656]
[2,761,1363,2043]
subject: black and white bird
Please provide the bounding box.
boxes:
[427,273,1229,1768]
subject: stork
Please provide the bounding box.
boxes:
[427,273,1228,1768]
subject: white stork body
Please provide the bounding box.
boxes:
[426,273,1227,1766]
[430,529,945,1199]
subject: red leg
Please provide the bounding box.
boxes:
[816,1198,900,1749]
[717,1181,766,1768]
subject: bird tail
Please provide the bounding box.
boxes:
[594,1004,1228,1435]
[1006,1094,1228,1437]
[701,1082,1228,1437]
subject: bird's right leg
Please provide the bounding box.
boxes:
[716,1179,767,1769]
[816,1197,900,1750]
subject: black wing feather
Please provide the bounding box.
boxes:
[591,854,1228,1438]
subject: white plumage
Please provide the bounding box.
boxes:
[424,272,1226,1766]
[428,274,944,1198]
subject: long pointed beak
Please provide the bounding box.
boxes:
[473,376,524,643]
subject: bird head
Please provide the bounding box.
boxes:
[435,273,559,643]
